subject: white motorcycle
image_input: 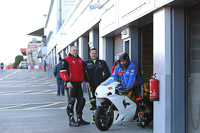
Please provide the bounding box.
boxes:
[94,77,153,131]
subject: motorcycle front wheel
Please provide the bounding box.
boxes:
[95,106,114,131]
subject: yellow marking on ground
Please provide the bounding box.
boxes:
[85,101,90,104]
[0,103,29,110]
[0,90,35,95]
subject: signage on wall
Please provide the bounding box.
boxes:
[28,44,37,50]
[90,0,109,10]
[20,48,27,52]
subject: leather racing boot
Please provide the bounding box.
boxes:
[69,114,79,127]
[137,111,145,128]
[91,110,96,124]
[77,114,90,125]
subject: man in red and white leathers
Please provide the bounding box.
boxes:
[60,46,89,127]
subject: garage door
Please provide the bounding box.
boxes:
[114,35,123,57]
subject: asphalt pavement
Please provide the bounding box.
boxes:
[0,69,153,133]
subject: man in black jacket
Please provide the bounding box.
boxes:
[53,57,64,96]
[84,48,111,124]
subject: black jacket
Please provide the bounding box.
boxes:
[54,61,62,79]
[84,59,111,89]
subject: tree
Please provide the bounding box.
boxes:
[14,55,24,66]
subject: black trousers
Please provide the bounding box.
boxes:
[66,82,86,116]
[43,65,46,71]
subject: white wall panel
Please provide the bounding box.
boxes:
[57,0,100,53]
[55,0,174,54]
[155,0,174,8]
[99,0,118,37]
[153,7,171,133]
[118,0,154,29]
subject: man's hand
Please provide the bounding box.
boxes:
[67,83,73,89]
[117,86,130,95]
[86,82,90,89]
[64,82,73,89]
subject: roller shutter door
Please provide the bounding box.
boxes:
[114,35,123,57]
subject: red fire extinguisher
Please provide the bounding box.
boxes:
[150,73,159,101]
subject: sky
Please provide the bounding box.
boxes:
[0,0,51,65]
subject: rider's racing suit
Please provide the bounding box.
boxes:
[112,60,145,124]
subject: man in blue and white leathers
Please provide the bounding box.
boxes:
[112,52,145,127]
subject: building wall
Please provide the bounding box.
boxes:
[45,0,77,75]
[61,0,78,24]
[171,6,186,133]
[57,0,77,32]
[57,0,100,53]
[53,0,174,58]
[46,0,58,54]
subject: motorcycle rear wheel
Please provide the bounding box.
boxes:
[95,106,113,131]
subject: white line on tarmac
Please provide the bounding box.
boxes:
[0,101,89,111]
[23,102,64,110]
[0,101,66,106]
[0,107,65,111]
[0,84,56,88]
[0,89,55,95]
[0,70,20,81]
[29,89,54,94]
[15,90,37,94]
